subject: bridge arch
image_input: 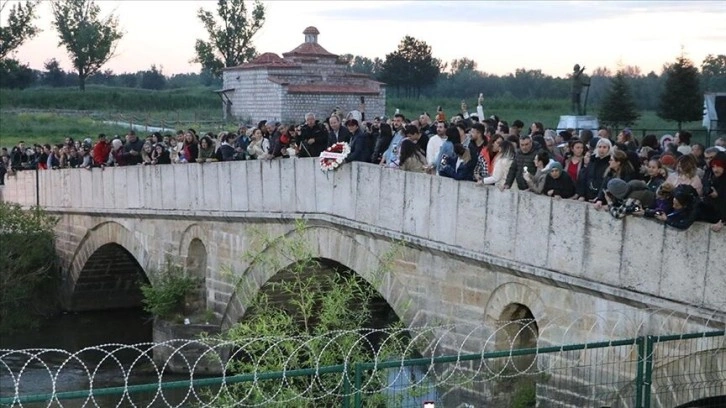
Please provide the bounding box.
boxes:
[484,282,548,333]
[65,221,150,311]
[178,223,210,308]
[221,225,417,330]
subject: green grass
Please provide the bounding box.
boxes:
[0,85,219,111]
[0,111,131,146]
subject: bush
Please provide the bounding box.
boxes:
[0,203,59,332]
[140,260,202,321]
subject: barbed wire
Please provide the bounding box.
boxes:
[1,307,724,407]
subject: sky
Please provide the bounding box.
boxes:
[4,1,726,78]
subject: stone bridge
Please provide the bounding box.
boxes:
[2,159,724,406]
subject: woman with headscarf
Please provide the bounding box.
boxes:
[543,162,576,198]
[578,137,612,202]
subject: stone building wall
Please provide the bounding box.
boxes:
[224,69,284,122]
[281,91,385,124]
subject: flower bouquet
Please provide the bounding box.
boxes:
[319,142,351,171]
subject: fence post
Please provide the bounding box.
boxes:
[354,362,362,408]
[342,364,351,408]
[635,336,644,408]
[643,336,655,408]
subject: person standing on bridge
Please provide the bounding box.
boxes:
[297,113,327,158]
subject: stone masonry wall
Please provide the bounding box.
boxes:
[281,91,385,124]
[2,160,723,320]
[224,68,284,122]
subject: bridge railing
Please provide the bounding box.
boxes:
[1,328,723,407]
[0,159,723,314]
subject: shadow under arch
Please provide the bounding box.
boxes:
[220,224,416,331]
[64,221,150,311]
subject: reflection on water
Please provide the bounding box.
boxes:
[0,309,204,407]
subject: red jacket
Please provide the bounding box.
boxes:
[93,141,111,165]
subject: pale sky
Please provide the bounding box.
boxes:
[4,1,726,78]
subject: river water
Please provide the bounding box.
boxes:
[0,309,195,407]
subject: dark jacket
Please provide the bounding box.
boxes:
[543,172,576,198]
[371,128,390,163]
[298,121,327,158]
[217,143,236,161]
[346,129,372,163]
[327,126,351,147]
[439,155,475,181]
[154,150,171,165]
[578,154,610,200]
[597,166,636,202]
[505,148,537,190]
[123,137,145,165]
[700,171,726,223]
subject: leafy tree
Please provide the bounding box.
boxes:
[50,0,123,91]
[0,203,59,332]
[0,58,35,88]
[212,221,419,406]
[140,64,166,90]
[339,54,383,78]
[450,57,477,75]
[380,35,441,98]
[42,58,66,87]
[599,70,640,128]
[657,56,702,130]
[86,68,115,86]
[0,0,40,60]
[701,54,726,92]
[193,0,265,78]
[114,72,137,88]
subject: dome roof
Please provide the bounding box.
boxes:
[302,26,320,35]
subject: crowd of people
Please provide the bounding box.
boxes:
[1,103,725,232]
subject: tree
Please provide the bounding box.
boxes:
[701,54,726,92]
[449,57,477,75]
[338,54,382,78]
[599,70,640,129]
[50,0,123,91]
[380,36,441,98]
[42,58,66,87]
[140,64,166,90]
[0,0,40,60]
[657,56,702,130]
[213,221,416,406]
[193,0,265,78]
[0,58,35,88]
[0,203,59,332]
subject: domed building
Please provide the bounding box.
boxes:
[219,26,386,124]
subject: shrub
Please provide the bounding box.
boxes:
[0,203,59,332]
[140,260,201,321]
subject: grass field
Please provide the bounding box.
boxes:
[0,86,709,147]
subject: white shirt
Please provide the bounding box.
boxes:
[426,135,445,167]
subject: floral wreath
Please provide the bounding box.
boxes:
[319,142,351,171]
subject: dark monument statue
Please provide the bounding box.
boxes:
[570,64,590,115]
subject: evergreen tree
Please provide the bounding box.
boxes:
[599,70,640,128]
[379,36,441,98]
[657,56,702,130]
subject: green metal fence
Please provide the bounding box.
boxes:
[1,330,723,407]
